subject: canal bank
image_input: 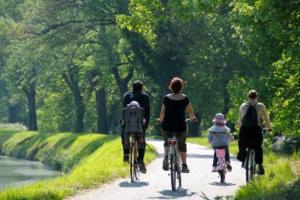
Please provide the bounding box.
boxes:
[0,155,59,189]
[0,130,156,200]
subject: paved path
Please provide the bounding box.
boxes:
[66,139,245,200]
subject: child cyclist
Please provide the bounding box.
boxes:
[208,113,233,172]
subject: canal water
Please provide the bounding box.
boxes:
[0,155,59,190]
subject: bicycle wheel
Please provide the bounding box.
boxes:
[219,170,225,183]
[170,154,176,191]
[245,150,251,183]
[249,150,256,180]
[130,142,135,183]
[176,152,182,188]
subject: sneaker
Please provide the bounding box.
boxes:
[163,157,169,171]
[182,164,190,173]
[212,166,217,172]
[123,155,129,163]
[257,164,265,175]
[138,162,147,174]
[226,162,232,172]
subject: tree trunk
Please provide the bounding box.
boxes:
[63,71,85,133]
[86,69,109,134]
[25,87,38,131]
[108,102,119,134]
[223,86,231,115]
[8,104,19,123]
[73,91,85,133]
[111,66,133,96]
[96,88,108,133]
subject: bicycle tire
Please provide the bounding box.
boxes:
[170,154,176,191]
[130,142,135,183]
[245,150,250,183]
[249,150,256,180]
[219,170,225,183]
[176,151,182,188]
[178,167,182,188]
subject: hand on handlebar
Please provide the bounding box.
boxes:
[186,117,197,123]
[262,128,272,135]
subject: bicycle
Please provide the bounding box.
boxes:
[167,118,195,191]
[243,128,269,183]
[129,132,141,183]
[167,132,182,191]
[216,148,227,183]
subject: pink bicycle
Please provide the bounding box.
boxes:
[216,148,227,183]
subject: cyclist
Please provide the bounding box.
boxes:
[157,77,196,173]
[237,89,272,175]
[208,113,233,172]
[122,80,150,174]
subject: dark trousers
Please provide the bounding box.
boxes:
[121,127,146,162]
[213,146,230,167]
[237,126,263,164]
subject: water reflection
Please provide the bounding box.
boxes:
[0,155,59,189]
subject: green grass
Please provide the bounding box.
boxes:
[187,134,300,200]
[0,130,156,200]
[235,154,300,200]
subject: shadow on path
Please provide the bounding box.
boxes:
[200,191,234,200]
[188,154,214,159]
[148,188,196,199]
[209,182,236,186]
[119,181,149,188]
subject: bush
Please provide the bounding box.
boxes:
[272,136,300,154]
[0,123,28,131]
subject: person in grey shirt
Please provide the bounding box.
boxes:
[208,113,233,172]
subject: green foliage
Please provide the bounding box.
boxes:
[38,89,75,132]
[230,0,300,136]
[0,0,298,138]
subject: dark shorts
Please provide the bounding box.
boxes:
[121,127,146,150]
[162,130,187,152]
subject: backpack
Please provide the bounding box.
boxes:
[122,105,144,134]
[242,104,258,127]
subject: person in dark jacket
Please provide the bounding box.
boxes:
[122,80,150,173]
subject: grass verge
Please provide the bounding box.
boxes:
[0,130,156,200]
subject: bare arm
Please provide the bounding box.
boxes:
[185,102,196,120]
[262,108,272,130]
[157,103,165,122]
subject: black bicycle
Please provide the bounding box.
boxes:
[129,132,140,183]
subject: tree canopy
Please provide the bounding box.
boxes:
[0,0,298,137]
